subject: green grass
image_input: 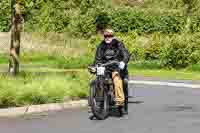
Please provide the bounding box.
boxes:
[0,54,8,64]
[127,60,200,80]
[129,60,162,70]
[128,61,200,80]
[1,54,200,81]
[1,64,200,108]
[186,64,200,72]
[129,68,200,81]
[0,71,92,108]
[0,53,94,69]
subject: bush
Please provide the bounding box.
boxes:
[68,12,96,38]
[0,0,10,32]
[115,32,144,60]
[1,0,200,37]
[144,33,161,60]
[190,16,200,32]
[110,8,186,33]
[24,0,71,32]
[160,33,200,69]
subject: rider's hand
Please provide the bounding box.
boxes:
[119,61,125,70]
[97,67,105,75]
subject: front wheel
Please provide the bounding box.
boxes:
[89,84,109,120]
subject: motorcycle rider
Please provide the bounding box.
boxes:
[93,28,130,114]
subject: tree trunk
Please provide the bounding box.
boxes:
[9,0,23,75]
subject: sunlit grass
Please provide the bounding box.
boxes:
[0,71,92,108]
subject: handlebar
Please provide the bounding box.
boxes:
[88,61,120,74]
[97,60,119,67]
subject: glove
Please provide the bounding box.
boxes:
[119,61,125,70]
[97,67,105,75]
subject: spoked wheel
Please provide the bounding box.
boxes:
[90,84,109,120]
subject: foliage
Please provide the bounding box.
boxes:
[0,0,10,31]
[160,33,200,69]
[1,0,200,36]
[144,33,161,60]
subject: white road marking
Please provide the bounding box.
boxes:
[129,80,200,89]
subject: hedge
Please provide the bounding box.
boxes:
[1,0,200,36]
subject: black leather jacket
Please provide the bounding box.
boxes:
[94,38,130,78]
[94,38,130,65]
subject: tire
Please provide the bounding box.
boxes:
[90,84,109,120]
[88,81,96,107]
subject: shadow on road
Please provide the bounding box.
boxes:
[88,100,144,120]
[163,105,198,112]
[128,101,144,104]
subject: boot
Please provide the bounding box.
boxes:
[123,97,128,115]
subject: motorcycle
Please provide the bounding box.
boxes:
[88,60,128,120]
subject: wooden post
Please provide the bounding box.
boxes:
[9,0,23,75]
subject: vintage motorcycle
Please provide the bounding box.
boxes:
[88,60,129,120]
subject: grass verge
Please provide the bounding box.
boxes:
[0,71,92,108]
[129,68,200,81]
[0,53,93,69]
[0,66,200,108]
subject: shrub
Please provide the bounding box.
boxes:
[2,0,200,37]
[110,8,186,33]
[0,0,10,32]
[160,33,200,69]
[144,33,161,60]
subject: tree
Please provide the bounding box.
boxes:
[8,0,23,75]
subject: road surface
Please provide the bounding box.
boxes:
[1,82,200,133]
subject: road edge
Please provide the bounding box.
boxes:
[0,100,88,118]
[1,79,200,118]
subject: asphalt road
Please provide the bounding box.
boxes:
[1,83,200,133]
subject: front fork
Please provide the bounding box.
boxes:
[108,83,115,105]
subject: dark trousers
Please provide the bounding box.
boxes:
[121,65,129,112]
